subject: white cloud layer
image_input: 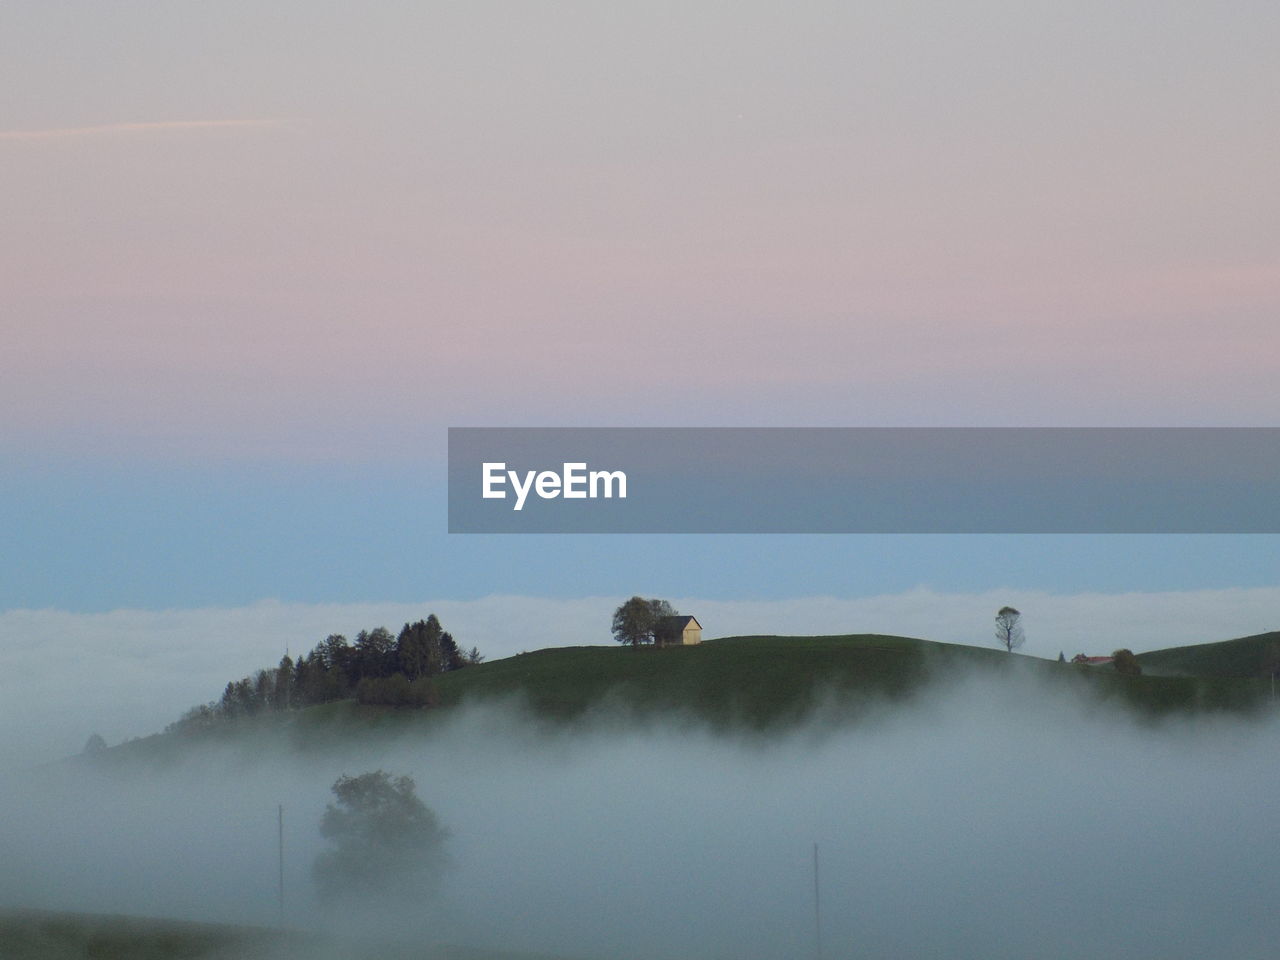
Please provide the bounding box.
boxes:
[7,681,1280,959]
[2,586,1278,769]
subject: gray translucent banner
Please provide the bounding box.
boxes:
[448,428,1280,533]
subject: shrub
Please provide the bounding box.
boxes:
[356,672,438,707]
[1112,649,1143,676]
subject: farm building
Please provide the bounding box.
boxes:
[656,615,702,646]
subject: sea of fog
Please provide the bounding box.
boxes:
[2,671,1277,960]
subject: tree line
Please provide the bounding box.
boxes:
[168,615,482,733]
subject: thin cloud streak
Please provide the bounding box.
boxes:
[0,119,293,141]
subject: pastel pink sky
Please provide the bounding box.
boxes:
[3,3,1278,461]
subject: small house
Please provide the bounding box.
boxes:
[656,615,702,646]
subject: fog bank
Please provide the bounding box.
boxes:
[3,586,1279,769]
[3,673,1278,960]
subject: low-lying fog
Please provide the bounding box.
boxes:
[5,587,1280,770]
[3,672,1278,960]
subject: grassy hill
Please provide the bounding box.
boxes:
[0,909,583,960]
[190,634,1275,755]
[416,633,1276,724]
[1137,630,1280,679]
[97,633,1278,769]
[433,634,1003,726]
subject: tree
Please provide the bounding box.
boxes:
[612,596,654,647]
[649,599,679,647]
[439,630,464,671]
[355,627,397,679]
[274,654,294,709]
[611,596,679,647]
[994,606,1025,653]
[396,615,468,678]
[82,733,107,754]
[396,618,439,680]
[313,770,449,904]
[1112,649,1142,676]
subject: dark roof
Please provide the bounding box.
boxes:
[658,615,700,629]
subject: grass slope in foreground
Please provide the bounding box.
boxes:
[0,909,580,960]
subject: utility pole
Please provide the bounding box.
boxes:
[813,842,822,960]
[278,803,285,927]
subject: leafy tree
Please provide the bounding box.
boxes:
[994,606,1025,653]
[82,733,107,754]
[1112,649,1142,676]
[355,627,397,679]
[611,596,680,647]
[313,771,449,903]
[612,596,654,647]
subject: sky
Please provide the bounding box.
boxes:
[1,7,1278,660]
[3,9,1280,955]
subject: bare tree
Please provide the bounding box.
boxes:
[994,606,1025,653]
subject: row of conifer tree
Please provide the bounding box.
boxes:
[169,615,481,732]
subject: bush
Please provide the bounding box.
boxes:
[356,672,438,707]
[313,770,449,904]
[1112,649,1143,676]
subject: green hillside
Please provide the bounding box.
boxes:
[1137,630,1280,679]
[225,634,1275,754]
[0,909,580,960]
[103,633,1277,769]
[433,634,1005,726]
[426,633,1274,723]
